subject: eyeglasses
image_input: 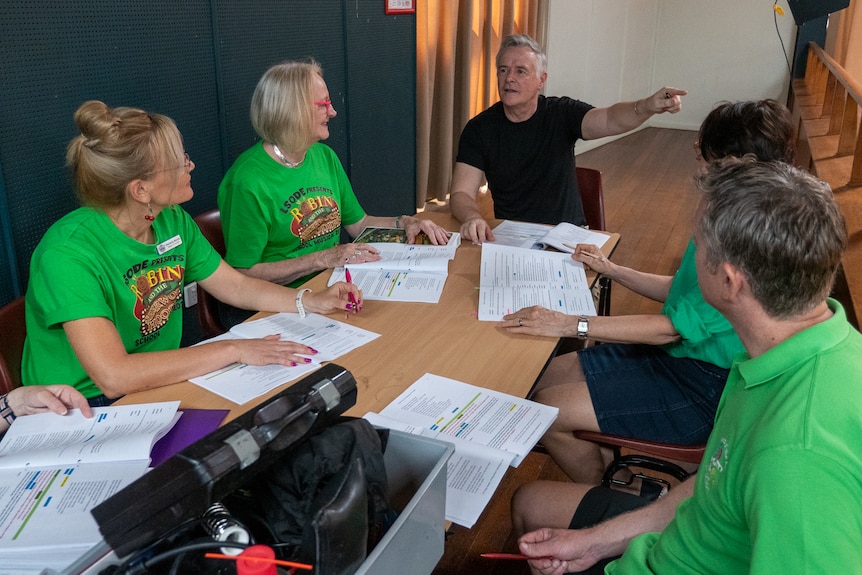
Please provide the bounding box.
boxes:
[314,99,333,109]
[151,152,193,174]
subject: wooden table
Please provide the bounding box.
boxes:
[117,212,619,421]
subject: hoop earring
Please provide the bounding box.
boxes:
[144,203,155,222]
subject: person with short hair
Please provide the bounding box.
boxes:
[23,100,360,405]
[513,158,862,575]
[449,33,687,243]
[218,60,450,288]
[503,100,795,483]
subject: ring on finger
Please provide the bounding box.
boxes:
[355,250,362,255]
[518,318,523,326]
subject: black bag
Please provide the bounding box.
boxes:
[249,417,398,575]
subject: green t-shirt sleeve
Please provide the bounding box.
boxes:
[744,449,862,573]
[665,290,731,345]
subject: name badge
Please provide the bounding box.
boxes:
[156,234,182,255]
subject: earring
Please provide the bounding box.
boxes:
[144,203,155,222]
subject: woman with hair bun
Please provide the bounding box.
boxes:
[22,101,361,405]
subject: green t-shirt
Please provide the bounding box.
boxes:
[609,299,862,574]
[218,141,366,287]
[23,205,222,398]
[660,238,744,368]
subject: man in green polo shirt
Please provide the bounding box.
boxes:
[513,158,862,574]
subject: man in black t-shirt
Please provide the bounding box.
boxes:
[449,34,687,243]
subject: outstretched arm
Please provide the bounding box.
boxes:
[581,87,687,141]
[572,244,674,302]
[64,262,359,398]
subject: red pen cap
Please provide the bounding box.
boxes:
[237,545,277,575]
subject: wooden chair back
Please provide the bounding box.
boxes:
[0,297,26,394]
[193,209,228,337]
[576,166,606,231]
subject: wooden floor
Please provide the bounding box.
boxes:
[431,127,700,575]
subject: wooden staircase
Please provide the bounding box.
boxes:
[791,42,862,328]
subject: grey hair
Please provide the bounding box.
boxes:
[496,34,547,77]
[695,157,846,319]
[251,60,323,155]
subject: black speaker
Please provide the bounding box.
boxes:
[786,0,850,25]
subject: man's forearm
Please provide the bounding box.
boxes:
[593,477,695,559]
[449,191,484,224]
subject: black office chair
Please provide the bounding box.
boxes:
[0,296,27,394]
[193,209,228,338]
[574,430,705,494]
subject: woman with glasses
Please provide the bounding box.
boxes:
[22,100,361,406]
[218,60,450,288]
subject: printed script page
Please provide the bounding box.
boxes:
[478,243,596,321]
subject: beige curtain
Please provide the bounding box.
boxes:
[416,0,548,207]
[832,0,862,80]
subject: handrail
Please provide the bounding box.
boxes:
[806,43,862,105]
[801,42,862,187]
[794,42,862,330]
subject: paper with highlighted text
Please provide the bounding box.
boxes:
[364,373,558,528]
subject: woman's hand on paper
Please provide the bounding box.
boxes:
[235,334,319,367]
[325,243,381,267]
[501,306,573,338]
[5,385,93,419]
[571,244,611,274]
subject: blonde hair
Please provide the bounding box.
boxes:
[66,100,185,209]
[250,60,323,155]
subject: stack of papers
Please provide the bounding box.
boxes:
[328,227,461,303]
[191,312,380,404]
[364,373,558,528]
[490,220,610,251]
[478,243,597,321]
[0,401,180,573]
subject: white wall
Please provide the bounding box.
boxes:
[545,0,798,153]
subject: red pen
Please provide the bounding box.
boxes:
[481,553,553,561]
[344,267,358,314]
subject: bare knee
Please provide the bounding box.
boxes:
[511,480,592,536]
[511,481,548,536]
[533,381,600,434]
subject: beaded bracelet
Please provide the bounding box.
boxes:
[295,288,312,318]
[0,393,16,426]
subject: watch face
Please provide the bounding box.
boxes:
[577,317,589,339]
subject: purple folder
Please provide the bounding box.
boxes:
[150,408,230,468]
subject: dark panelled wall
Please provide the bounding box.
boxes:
[0,1,417,307]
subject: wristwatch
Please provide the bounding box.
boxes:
[576,315,590,340]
